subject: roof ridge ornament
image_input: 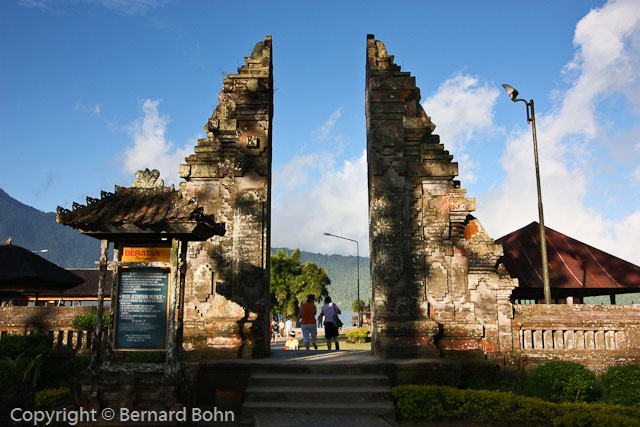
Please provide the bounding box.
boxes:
[132,168,164,188]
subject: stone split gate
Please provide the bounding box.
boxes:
[177,34,523,362]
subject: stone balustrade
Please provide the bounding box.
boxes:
[0,306,100,353]
[512,304,640,369]
[519,328,626,351]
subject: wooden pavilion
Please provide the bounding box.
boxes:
[497,222,640,304]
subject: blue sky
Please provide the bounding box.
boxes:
[1,0,639,263]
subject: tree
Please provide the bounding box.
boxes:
[352,298,369,312]
[270,249,330,319]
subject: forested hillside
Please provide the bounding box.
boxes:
[3,188,637,307]
[273,248,371,309]
[0,188,100,267]
[0,188,371,308]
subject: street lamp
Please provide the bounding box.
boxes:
[323,232,362,327]
[502,83,551,304]
[32,249,49,253]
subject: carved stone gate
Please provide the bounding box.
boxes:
[179,35,520,360]
[366,34,518,359]
[179,37,273,359]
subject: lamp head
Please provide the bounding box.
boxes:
[502,84,519,102]
[323,232,331,236]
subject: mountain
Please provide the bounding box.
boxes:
[273,248,371,310]
[0,189,370,307]
[0,188,101,267]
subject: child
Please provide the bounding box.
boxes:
[284,331,299,350]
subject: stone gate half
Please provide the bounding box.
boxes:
[179,36,273,358]
[366,34,518,359]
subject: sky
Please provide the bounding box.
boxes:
[1,0,639,264]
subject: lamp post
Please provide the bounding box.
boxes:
[502,83,551,304]
[323,232,362,327]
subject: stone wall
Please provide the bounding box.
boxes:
[512,304,640,371]
[0,306,97,351]
[366,34,518,359]
[179,36,273,359]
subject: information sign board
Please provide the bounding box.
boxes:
[115,268,169,350]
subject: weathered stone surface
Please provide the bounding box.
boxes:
[179,36,273,359]
[366,35,518,358]
[511,304,640,371]
[76,369,186,418]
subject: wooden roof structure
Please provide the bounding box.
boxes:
[56,169,224,241]
[0,243,84,293]
[496,221,640,298]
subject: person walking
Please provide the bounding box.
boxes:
[319,296,341,350]
[279,318,285,338]
[297,294,318,350]
[284,316,293,338]
[270,317,278,343]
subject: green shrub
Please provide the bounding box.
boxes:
[121,351,165,363]
[458,362,527,394]
[598,363,640,406]
[346,328,370,343]
[72,312,109,331]
[44,355,91,390]
[0,353,44,393]
[526,361,598,402]
[0,333,51,360]
[35,387,72,410]
[553,409,640,427]
[392,385,640,425]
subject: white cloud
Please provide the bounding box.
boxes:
[74,102,101,116]
[272,150,369,256]
[18,0,166,15]
[89,0,167,15]
[313,107,344,143]
[122,99,193,186]
[422,74,500,184]
[272,107,367,256]
[478,0,640,265]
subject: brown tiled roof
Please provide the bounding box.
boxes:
[56,185,224,239]
[37,269,113,298]
[0,244,84,292]
[57,186,202,226]
[496,222,640,292]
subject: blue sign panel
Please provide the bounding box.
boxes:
[115,268,169,350]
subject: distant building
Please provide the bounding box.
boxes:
[6,269,112,307]
[497,222,640,304]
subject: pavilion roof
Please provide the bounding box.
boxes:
[496,221,640,293]
[56,169,224,240]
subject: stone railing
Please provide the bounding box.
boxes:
[512,304,640,369]
[0,306,99,353]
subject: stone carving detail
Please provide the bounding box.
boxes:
[193,264,215,302]
[428,262,448,301]
[246,135,259,148]
[366,35,518,359]
[132,168,164,188]
[179,36,273,359]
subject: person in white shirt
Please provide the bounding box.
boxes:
[318,296,341,350]
[284,316,293,338]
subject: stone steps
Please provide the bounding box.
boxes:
[243,401,396,414]
[248,373,389,387]
[240,370,395,424]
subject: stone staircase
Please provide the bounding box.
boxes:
[240,363,395,425]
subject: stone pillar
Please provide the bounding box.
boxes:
[179,37,273,359]
[366,35,518,359]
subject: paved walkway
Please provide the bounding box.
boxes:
[213,335,455,369]
[254,413,396,427]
